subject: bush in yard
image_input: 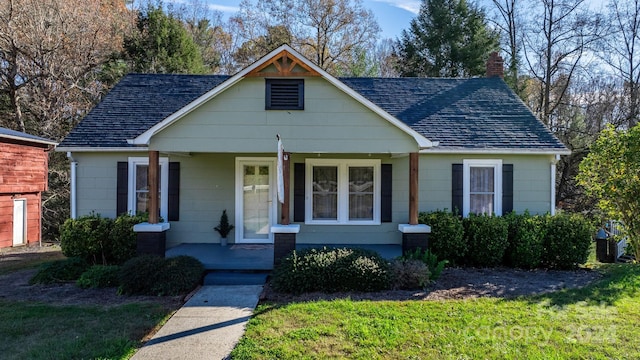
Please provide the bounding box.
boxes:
[401,248,448,280]
[60,214,112,264]
[60,213,147,265]
[29,257,90,284]
[504,212,545,269]
[271,247,391,294]
[463,214,508,267]
[390,259,431,290]
[541,213,594,269]
[152,256,205,296]
[77,265,120,288]
[107,213,148,264]
[118,255,204,296]
[418,210,465,266]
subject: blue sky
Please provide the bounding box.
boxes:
[194,0,606,40]
[191,0,419,39]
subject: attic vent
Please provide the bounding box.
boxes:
[266,79,304,110]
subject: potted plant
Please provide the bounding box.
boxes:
[214,210,234,246]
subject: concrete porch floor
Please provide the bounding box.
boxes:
[166,243,402,271]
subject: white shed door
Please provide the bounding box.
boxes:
[13,199,27,246]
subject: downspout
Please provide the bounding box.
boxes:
[550,154,560,216]
[67,152,77,219]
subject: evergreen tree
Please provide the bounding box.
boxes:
[124,4,206,74]
[396,0,499,77]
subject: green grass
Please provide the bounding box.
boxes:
[233,264,640,359]
[0,248,178,359]
[0,300,173,359]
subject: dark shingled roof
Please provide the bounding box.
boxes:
[339,77,567,151]
[60,74,567,152]
[59,74,230,148]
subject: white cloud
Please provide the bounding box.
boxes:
[371,0,421,14]
[207,4,240,13]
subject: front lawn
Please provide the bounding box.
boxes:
[0,300,172,359]
[0,247,179,359]
[233,264,640,359]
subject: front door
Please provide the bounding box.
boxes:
[13,199,26,246]
[236,158,276,244]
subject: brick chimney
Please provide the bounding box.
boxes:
[486,52,504,78]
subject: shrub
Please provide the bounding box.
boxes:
[541,213,594,269]
[390,259,431,290]
[59,214,112,264]
[271,247,391,294]
[418,210,465,265]
[59,213,147,265]
[504,212,545,269]
[107,213,148,264]
[29,257,90,284]
[153,256,205,296]
[77,265,120,289]
[402,248,448,280]
[463,214,508,267]
[118,255,204,296]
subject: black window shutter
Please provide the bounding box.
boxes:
[451,164,463,215]
[293,163,305,222]
[381,164,392,222]
[168,162,180,221]
[116,162,128,216]
[502,164,514,215]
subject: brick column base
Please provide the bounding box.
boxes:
[271,224,301,266]
[136,231,167,257]
[402,233,429,255]
[133,223,170,257]
[274,233,296,266]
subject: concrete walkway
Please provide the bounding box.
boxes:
[131,285,263,360]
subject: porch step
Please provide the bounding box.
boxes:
[203,271,269,286]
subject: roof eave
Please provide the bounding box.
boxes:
[0,134,58,146]
[420,147,571,155]
[56,146,148,153]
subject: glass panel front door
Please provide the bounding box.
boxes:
[237,159,274,243]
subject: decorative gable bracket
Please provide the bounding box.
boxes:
[246,50,321,78]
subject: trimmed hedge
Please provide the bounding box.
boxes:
[77,265,120,289]
[542,213,594,269]
[504,212,545,269]
[418,210,465,265]
[271,247,391,294]
[118,255,204,296]
[463,214,509,267]
[419,210,594,269]
[60,213,147,265]
[29,257,90,284]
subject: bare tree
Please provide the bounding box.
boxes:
[490,0,524,95]
[522,0,602,129]
[0,0,133,138]
[232,0,380,75]
[599,0,640,128]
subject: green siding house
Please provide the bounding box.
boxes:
[57,45,569,252]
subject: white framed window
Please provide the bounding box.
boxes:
[128,157,169,221]
[305,159,380,225]
[463,159,502,217]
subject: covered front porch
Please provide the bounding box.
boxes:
[166,243,403,271]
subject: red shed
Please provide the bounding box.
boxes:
[0,127,56,248]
